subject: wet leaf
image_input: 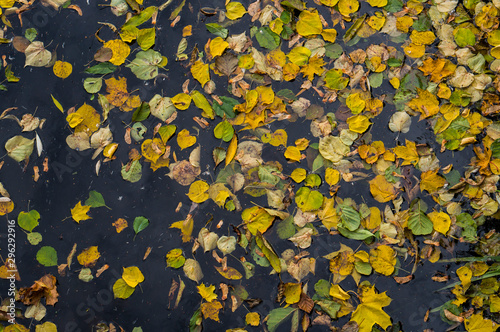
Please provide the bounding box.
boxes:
[121,160,142,183]
[36,246,58,267]
[126,49,165,80]
[85,190,110,209]
[35,322,57,332]
[369,245,396,276]
[188,180,210,203]
[183,258,203,283]
[198,283,217,302]
[295,187,323,212]
[369,175,398,203]
[18,209,40,232]
[225,2,246,20]
[122,266,145,287]
[113,278,135,299]
[215,266,243,280]
[350,285,392,332]
[267,307,296,332]
[246,312,260,326]
[77,246,101,267]
[25,41,52,67]
[5,135,34,162]
[53,60,72,79]
[71,201,91,223]
[166,248,185,268]
[103,39,130,65]
[133,216,150,235]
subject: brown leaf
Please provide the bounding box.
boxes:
[393,275,413,284]
[18,274,59,306]
[215,53,238,76]
[298,292,314,313]
[94,47,113,62]
[12,36,31,53]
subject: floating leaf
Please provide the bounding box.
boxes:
[5,135,34,162]
[267,307,296,332]
[77,246,101,267]
[36,246,58,267]
[25,41,52,67]
[71,201,91,223]
[18,210,40,232]
[126,49,165,80]
[183,258,203,283]
[215,265,243,280]
[122,266,145,287]
[85,190,110,209]
[295,187,323,212]
[113,278,135,299]
[133,216,150,235]
[350,285,392,332]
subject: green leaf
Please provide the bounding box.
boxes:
[206,23,228,38]
[189,308,203,332]
[121,160,142,183]
[27,232,42,245]
[137,28,156,51]
[25,28,37,42]
[83,77,103,94]
[126,49,164,80]
[454,28,476,47]
[36,246,58,267]
[133,216,150,235]
[324,69,349,90]
[5,136,34,162]
[85,190,110,209]
[132,328,143,332]
[316,300,341,319]
[254,26,280,50]
[84,62,117,75]
[408,210,433,236]
[295,187,323,212]
[132,102,151,122]
[384,0,403,12]
[276,216,296,239]
[255,232,281,273]
[213,120,234,142]
[213,96,239,118]
[339,204,361,231]
[267,307,296,332]
[338,226,375,240]
[18,210,40,232]
[122,6,157,28]
[369,72,384,88]
[314,279,330,298]
[113,278,135,299]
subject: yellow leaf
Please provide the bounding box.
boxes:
[393,139,419,165]
[0,0,15,8]
[300,55,325,81]
[105,76,129,107]
[329,250,355,276]
[112,218,128,233]
[347,114,371,133]
[287,46,311,66]
[283,62,300,81]
[367,0,387,7]
[71,201,91,223]
[329,284,350,300]
[464,312,497,332]
[215,265,243,280]
[295,138,309,150]
[346,93,366,114]
[396,16,414,33]
[365,207,381,229]
[420,170,446,194]
[284,282,301,304]
[177,129,196,150]
[66,113,84,128]
[291,168,307,183]
[141,138,166,163]
[338,0,360,17]
[35,322,57,332]
[457,265,473,290]
[325,168,340,186]
[171,93,192,110]
[418,58,456,83]
[73,103,101,135]
[191,60,210,87]
[171,217,194,242]
[245,312,260,326]
[103,39,130,66]
[201,301,223,321]
[410,30,436,45]
[0,198,14,216]
[210,37,229,57]
[369,175,398,203]
[350,285,392,332]
[53,60,72,79]
[113,278,135,299]
[225,2,246,20]
[225,134,238,166]
[404,43,425,58]
[369,245,396,276]
[241,206,275,235]
[320,0,339,6]
[389,77,400,89]
[122,266,145,287]
[77,246,101,267]
[428,211,451,235]
[321,28,337,42]
[265,129,288,147]
[188,180,210,203]
[367,12,386,31]
[296,10,323,36]
[197,283,217,302]
[182,25,192,37]
[284,146,301,162]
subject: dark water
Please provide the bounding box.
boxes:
[0,0,481,331]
